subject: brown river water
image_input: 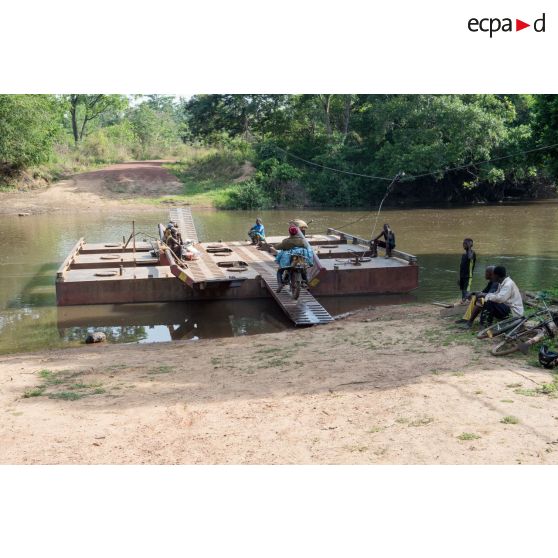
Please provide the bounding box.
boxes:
[1,203,557,354]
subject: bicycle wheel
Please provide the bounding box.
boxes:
[477,316,525,340]
[490,329,543,356]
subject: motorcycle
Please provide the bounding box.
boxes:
[281,254,308,300]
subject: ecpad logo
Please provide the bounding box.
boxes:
[468,13,546,37]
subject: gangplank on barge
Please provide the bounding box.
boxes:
[55,208,419,326]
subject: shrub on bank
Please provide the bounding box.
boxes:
[215,180,272,210]
[0,95,62,171]
[255,157,303,206]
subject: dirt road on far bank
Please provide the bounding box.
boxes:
[1,304,557,465]
[0,161,184,215]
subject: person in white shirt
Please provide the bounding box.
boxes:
[479,265,524,323]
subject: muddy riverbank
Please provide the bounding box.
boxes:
[0,160,193,215]
[1,304,556,464]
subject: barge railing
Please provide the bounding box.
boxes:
[326,228,417,264]
[56,237,84,281]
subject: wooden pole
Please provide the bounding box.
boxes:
[132,220,136,267]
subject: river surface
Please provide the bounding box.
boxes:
[1,203,557,354]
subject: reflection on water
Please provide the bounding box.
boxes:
[1,202,557,354]
[56,300,293,345]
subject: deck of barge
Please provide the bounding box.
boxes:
[55,208,419,326]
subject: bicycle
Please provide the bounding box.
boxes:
[477,313,534,340]
[488,305,558,356]
[477,298,551,340]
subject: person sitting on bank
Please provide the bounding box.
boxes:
[477,265,524,324]
[271,225,313,293]
[289,219,309,236]
[459,238,476,302]
[248,218,266,244]
[457,265,498,329]
[371,224,396,258]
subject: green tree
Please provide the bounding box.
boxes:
[0,94,62,170]
[533,95,558,179]
[184,94,288,140]
[177,94,557,205]
[128,103,180,158]
[65,95,128,144]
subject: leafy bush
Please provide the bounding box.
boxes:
[217,136,254,161]
[255,157,303,205]
[170,147,251,186]
[80,122,137,163]
[81,130,118,162]
[0,95,62,169]
[215,180,272,210]
[306,172,359,207]
[253,140,280,163]
[129,103,183,159]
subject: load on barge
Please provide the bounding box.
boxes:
[55,208,419,326]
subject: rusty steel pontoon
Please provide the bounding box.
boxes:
[55,208,419,326]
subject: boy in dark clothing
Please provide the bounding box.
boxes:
[459,238,476,301]
[371,224,396,258]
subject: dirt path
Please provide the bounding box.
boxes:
[0,161,184,215]
[1,304,557,464]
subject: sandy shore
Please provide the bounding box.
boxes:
[1,304,556,464]
[0,161,193,215]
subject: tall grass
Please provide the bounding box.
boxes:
[161,145,255,207]
[2,130,195,191]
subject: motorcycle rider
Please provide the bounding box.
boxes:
[289,219,309,236]
[270,225,314,293]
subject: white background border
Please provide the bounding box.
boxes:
[1,1,557,556]
[1,465,557,557]
[1,1,556,93]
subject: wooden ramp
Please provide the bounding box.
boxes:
[240,254,333,326]
[167,208,245,289]
[166,208,332,325]
[169,207,199,243]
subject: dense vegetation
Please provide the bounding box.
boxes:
[2,94,558,208]
[0,94,188,189]
[183,94,558,208]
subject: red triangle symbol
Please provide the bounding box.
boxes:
[516,19,530,31]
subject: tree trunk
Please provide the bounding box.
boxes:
[242,109,250,140]
[79,116,88,140]
[319,94,333,136]
[342,95,352,141]
[70,96,79,145]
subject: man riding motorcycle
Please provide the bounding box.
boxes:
[289,219,309,236]
[271,225,314,293]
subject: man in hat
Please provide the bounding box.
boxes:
[271,225,313,293]
[289,219,309,236]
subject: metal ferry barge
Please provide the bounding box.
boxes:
[55,208,418,326]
